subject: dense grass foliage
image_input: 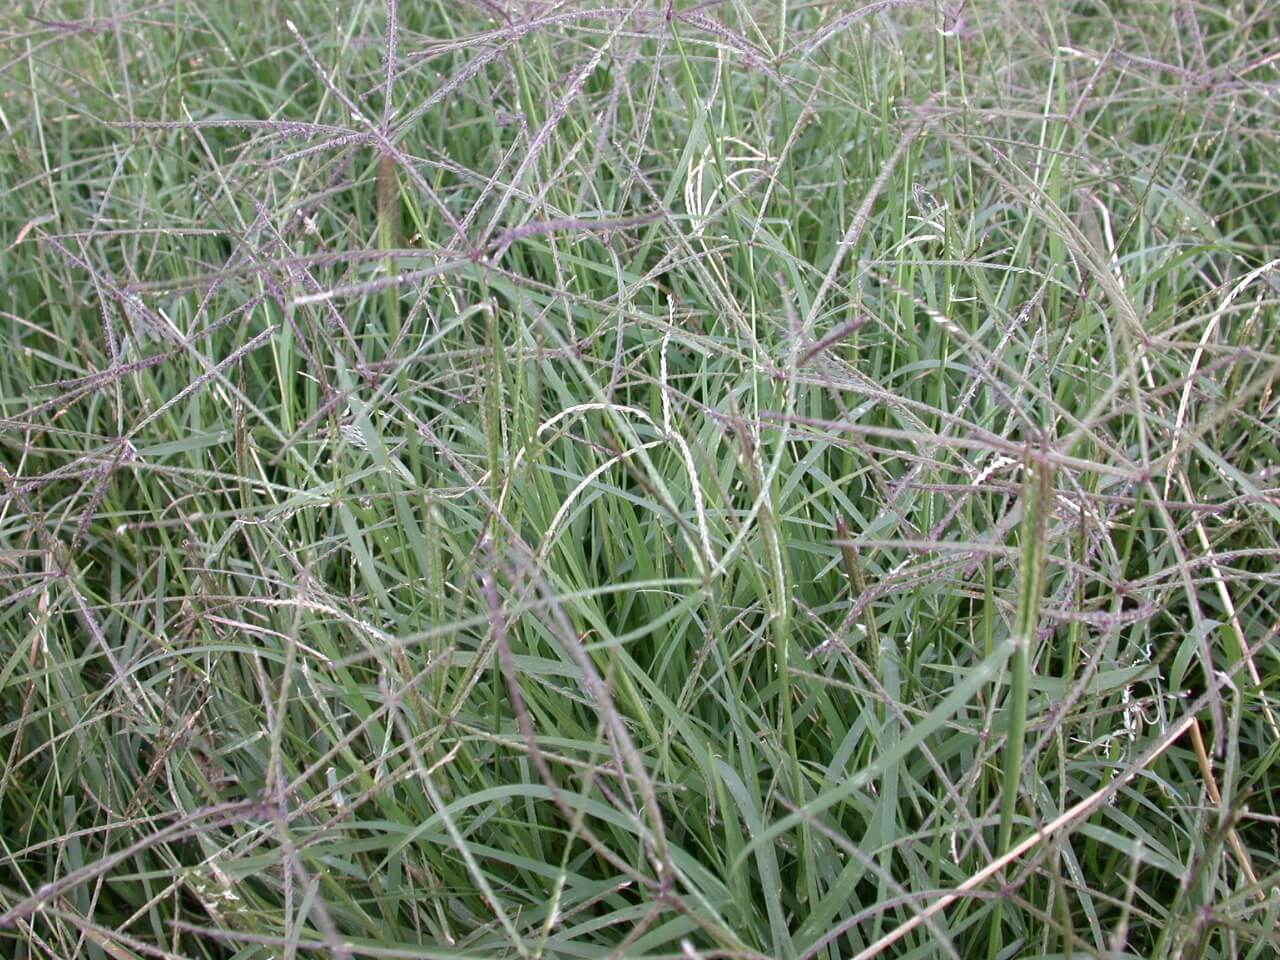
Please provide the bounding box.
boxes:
[2,1,1279,957]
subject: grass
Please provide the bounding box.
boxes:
[1,1,1279,957]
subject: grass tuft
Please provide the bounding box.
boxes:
[2,2,1279,958]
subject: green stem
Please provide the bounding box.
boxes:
[377,152,401,348]
[990,446,1052,958]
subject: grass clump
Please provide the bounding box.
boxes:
[1,1,1279,958]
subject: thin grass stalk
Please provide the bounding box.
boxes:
[989,441,1052,957]
[377,152,402,346]
[836,515,880,682]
